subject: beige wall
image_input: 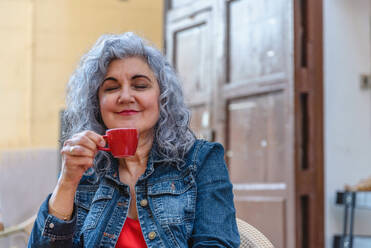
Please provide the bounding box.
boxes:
[0,0,164,149]
[0,1,33,148]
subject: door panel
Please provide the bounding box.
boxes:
[174,24,209,103]
[166,2,214,139]
[234,196,286,247]
[228,91,287,183]
[228,0,287,82]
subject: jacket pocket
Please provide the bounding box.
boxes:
[148,172,196,227]
[75,185,98,229]
[79,184,114,231]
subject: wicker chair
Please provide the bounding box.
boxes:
[236,218,274,248]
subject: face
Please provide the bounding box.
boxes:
[98,57,160,137]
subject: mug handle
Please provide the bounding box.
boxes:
[97,135,110,151]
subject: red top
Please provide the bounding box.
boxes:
[115,217,147,248]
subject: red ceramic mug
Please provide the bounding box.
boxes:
[98,128,138,158]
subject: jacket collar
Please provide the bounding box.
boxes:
[102,144,161,184]
[102,141,195,184]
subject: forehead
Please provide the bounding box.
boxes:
[105,57,154,76]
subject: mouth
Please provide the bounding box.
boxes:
[117,110,140,116]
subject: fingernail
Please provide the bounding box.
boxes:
[100,140,105,147]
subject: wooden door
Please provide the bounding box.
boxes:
[220,1,294,247]
[165,0,323,248]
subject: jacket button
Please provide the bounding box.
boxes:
[140,199,148,207]
[148,231,156,240]
[49,222,55,229]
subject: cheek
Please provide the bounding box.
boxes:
[155,102,160,117]
[150,95,160,117]
[99,97,113,117]
[151,105,160,122]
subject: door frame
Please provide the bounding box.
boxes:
[294,0,324,247]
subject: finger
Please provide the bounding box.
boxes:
[82,130,106,148]
[64,155,94,168]
[71,135,98,152]
[63,139,72,147]
[62,145,95,158]
[65,131,104,152]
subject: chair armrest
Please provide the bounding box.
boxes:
[236,218,274,248]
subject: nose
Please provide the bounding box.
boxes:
[117,86,134,104]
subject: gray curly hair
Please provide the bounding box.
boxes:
[62,32,195,166]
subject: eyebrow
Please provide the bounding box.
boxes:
[102,74,152,84]
[132,74,152,82]
[102,77,118,84]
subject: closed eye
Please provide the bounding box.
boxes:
[133,84,149,90]
[105,86,120,91]
[101,77,120,91]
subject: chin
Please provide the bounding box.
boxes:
[108,121,138,129]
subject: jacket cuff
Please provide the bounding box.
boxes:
[37,194,76,240]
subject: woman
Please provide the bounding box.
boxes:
[28,32,240,248]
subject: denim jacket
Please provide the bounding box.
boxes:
[28,140,240,247]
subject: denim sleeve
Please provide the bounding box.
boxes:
[190,142,240,247]
[28,194,77,248]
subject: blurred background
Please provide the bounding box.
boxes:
[0,0,370,248]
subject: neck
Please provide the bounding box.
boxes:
[118,130,154,177]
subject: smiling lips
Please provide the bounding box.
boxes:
[117,110,139,116]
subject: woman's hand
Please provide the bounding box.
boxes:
[60,130,106,187]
